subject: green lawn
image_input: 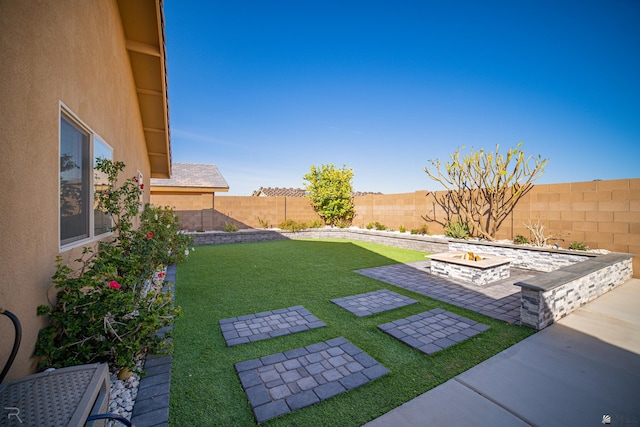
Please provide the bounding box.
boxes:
[169,239,534,426]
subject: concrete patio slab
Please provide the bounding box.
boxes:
[364,278,640,427]
[365,378,530,427]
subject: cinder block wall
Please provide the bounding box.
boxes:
[209,196,319,230]
[151,192,215,231]
[153,178,639,276]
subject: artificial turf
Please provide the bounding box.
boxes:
[168,239,534,426]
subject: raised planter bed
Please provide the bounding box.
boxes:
[191,228,449,253]
[189,228,634,330]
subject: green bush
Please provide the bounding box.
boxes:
[366,221,388,231]
[444,220,470,239]
[35,159,190,373]
[410,224,430,235]
[334,218,352,228]
[513,234,529,244]
[278,219,307,231]
[569,241,588,251]
[308,219,324,228]
[399,225,406,233]
[223,222,239,232]
[256,217,270,229]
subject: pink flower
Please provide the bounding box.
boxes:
[109,281,121,290]
[146,232,153,239]
[158,272,165,278]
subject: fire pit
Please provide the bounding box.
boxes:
[429,251,511,286]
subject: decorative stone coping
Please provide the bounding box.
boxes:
[514,253,634,330]
[514,253,632,291]
[429,251,511,269]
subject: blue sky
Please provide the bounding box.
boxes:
[164,1,640,195]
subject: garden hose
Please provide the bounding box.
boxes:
[0,307,22,383]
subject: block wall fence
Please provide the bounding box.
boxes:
[150,178,639,275]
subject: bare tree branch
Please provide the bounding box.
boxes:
[424,143,548,240]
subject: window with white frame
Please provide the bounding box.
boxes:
[59,108,113,248]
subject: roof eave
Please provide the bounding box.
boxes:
[117,0,172,178]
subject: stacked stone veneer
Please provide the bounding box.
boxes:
[430,258,510,286]
[449,241,590,272]
[191,229,634,330]
[191,228,449,253]
[518,254,633,329]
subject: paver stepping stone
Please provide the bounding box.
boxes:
[235,337,390,423]
[356,261,540,324]
[331,289,418,317]
[219,306,326,346]
[378,308,490,355]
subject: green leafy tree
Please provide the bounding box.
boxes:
[303,164,355,226]
[424,143,548,240]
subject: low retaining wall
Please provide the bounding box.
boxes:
[191,228,449,253]
[449,241,591,272]
[190,228,635,330]
[516,253,633,330]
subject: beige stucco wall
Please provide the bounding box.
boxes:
[0,1,151,381]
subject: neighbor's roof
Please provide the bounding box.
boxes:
[252,187,308,197]
[353,191,384,196]
[251,187,383,197]
[150,163,229,192]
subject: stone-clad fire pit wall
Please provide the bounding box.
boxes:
[429,251,511,286]
[191,229,634,330]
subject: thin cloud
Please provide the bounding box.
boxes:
[330,126,363,135]
[171,128,243,149]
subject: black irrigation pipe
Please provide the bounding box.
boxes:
[0,308,22,383]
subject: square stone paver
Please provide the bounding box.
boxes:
[219,306,326,346]
[378,308,490,355]
[331,289,418,317]
[235,337,389,423]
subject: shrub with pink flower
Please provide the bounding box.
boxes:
[35,159,189,373]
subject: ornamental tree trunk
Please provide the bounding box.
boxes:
[423,143,548,240]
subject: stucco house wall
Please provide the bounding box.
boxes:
[0,0,169,381]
